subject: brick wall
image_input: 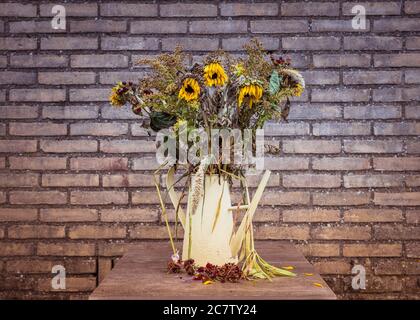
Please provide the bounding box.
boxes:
[0,0,419,299]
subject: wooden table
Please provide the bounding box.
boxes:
[89,241,337,300]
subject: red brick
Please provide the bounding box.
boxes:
[9,156,67,170]
[37,243,95,256]
[129,225,176,239]
[0,209,38,222]
[406,243,420,258]
[255,225,310,240]
[70,157,128,171]
[102,173,154,187]
[283,140,340,154]
[343,140,403,153]
[69,225,126,239]
[160,3,217,17]
[283,209,340,222]
[8,225,65,239]
[283,37,340,50]
[221,3,278,16]
[344,174,403,188]
[313,191,371,206]
[71,54,128,68]
[10,191,67,205]
[0,173,38,187]
[344,209,403,222]
[43,106,99,119]
[98,243,127,256]
[132,157,159,170]
[71,191,128,205]
[42,174,99,187]
[6,259,96,274]
[70,123,128,136]
[40,208,98,223]
[260,191,310,205]
[102,37,159,51]
[10,122,67,136]
[374,192,420,206]
[101,208,157,222]
[281,2,339,16]
[0,140,37,153]
[374,225,420,240]
[343,244,402,257]
[312,226,371,240]
[263,157,309,170]
[0,243,33,256]
[38,277,97,292]
[41,37,98,50]
[406,210,420,224]
[405,1,420,14]
[131,20,187,34]
[373,157,420,171]
[10,89,65,102]
[313,157,371,171]
[283,174,341,188]
[100,3,157,17]
[407,141,420,154]
[313,260,352,274]
[40,140,98,153]
[297,243,340,257]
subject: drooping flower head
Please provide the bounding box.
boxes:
[179,77,201,102]
[238,84,263,108]
[109,81,133,107]
[203,62,228,87]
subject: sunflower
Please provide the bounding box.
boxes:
[238,84,263,108]
[293,84,304,97]
[203,62,228,87]
[109,82,130,107]
[179,78,201,102]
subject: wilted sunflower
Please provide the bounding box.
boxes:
[179,78,201,101]
[204,62,228,87]
[238,84,263,108]
[109,81,132,107]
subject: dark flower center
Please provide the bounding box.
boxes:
[185,85,194,93]
[211,73,218,79]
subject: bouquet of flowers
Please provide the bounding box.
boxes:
[110,39,305,282]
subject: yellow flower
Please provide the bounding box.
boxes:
[238,84,263,108]
[293,84,304,97]
[179,78,200,101]
[203,63,228,87]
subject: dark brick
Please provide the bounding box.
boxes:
[43,106,99,120]
[0,3,37,17]
[343,71,402,85]
[374,18,420,32]
[343,140,403,153]
[342,2,401,15]
[344,106,401,119]
[160,4,217,17]
[283,37,340,50]
[70,20,126,33]
[222,37,279,51]
[9,89,65,102]
[40,3,98,16]
[0,37,37,50]
[163,37,218,51]
[41,37,98,50]
[100,3,158,17]
[190,20,247,34]
[344,36,402,50]
[131,21,187,34]
[312,88,370,102]
[10,54,68,68]
[221,2,278,16]
[313,54,371,68]
[102,37,159,50]
[281,2,339,16]
[38,72,96,85]
[251,20,308,33]
[71,54,128,68]
[0,71,36,84]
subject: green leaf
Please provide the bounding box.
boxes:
[150,111,177,132]
[269,71,280,95]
